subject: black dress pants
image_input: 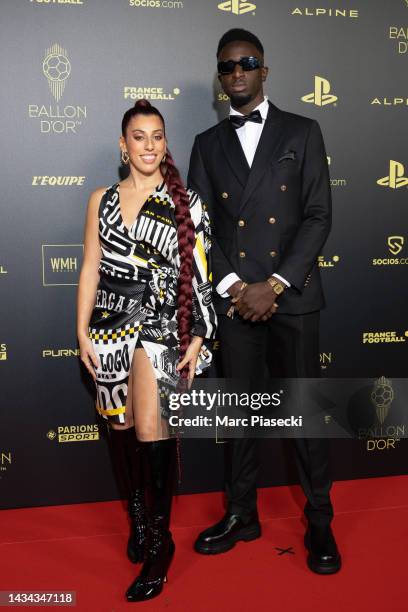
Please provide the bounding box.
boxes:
[218,311,333,527]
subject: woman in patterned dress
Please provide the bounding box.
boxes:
[77,99,216,602]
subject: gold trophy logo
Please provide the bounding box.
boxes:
[371,376,394,425]
[42,43,71,102]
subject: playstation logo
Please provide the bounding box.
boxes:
[377,160,408,189]
[301,76,338,106]
[218,0,256,15]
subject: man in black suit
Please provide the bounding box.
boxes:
[187,29,341,574]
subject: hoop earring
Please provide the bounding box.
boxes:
[121,150,129,164]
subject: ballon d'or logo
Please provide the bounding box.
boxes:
[42,43,71,102]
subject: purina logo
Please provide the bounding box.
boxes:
[377,160,408,189]
[301,76,337,106]
[42,43,71,102]
[218,0,256,15]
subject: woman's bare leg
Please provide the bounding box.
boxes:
[131,347,169,441]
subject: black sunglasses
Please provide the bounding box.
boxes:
[217,56,263,76]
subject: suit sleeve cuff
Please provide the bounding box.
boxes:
[216,273,241,298]
[273,273,291,288]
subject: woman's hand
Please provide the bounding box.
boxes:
[78,333,100,381]
[176,335,203,384]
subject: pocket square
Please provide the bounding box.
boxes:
[278,151,296,162]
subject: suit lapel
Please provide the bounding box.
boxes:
[238,102,284,213]
[217,118,250,188]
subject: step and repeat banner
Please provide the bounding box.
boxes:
[1,0,407,509]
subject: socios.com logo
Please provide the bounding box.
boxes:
[301,76,337,107]
[377,160,408,189]
[42,43,71,102]
[387,236,404,255]
[218,0,256,15]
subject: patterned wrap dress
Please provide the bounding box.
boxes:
[88,180,217,423]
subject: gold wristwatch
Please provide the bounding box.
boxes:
[267,276,285,295]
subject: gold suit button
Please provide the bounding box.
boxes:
[280,184,287,192]
[221,192,229,199]
[270,250,277,257]
[239,251,246,258]
[238,219,245,227]
[268,217,276,224]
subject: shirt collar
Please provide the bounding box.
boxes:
[229,95,269,120]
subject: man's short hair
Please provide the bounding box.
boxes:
[217,29,264,58]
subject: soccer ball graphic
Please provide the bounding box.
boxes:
[43,53,71,82]
[371,383,394,408]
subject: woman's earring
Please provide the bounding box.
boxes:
[121,150,130,164]
[161,154,167,164]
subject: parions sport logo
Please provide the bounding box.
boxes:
[47,424,99,443]
[27,43,87,134]
[129,0,184,8]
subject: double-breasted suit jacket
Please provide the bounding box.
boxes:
[188,101,332,316]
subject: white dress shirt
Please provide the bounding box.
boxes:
[216,96,290,297]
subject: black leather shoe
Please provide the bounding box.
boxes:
[194,512,261,555]
[126,439,177,602]
[304,524,341,574]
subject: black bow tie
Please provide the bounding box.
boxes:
[229,109,263,129]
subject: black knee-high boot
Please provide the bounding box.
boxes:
[107,426,146,564]
[125,437,177,602]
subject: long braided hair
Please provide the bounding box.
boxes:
[121,99,196,378]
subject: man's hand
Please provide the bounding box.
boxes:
[227,280,244,299]
[232,281,279,322]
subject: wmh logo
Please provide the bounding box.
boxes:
[218,0,256,15]
[377,160,408,189]
[42,244,83,286]
[51,257,77,272]
[301,76,337,106]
